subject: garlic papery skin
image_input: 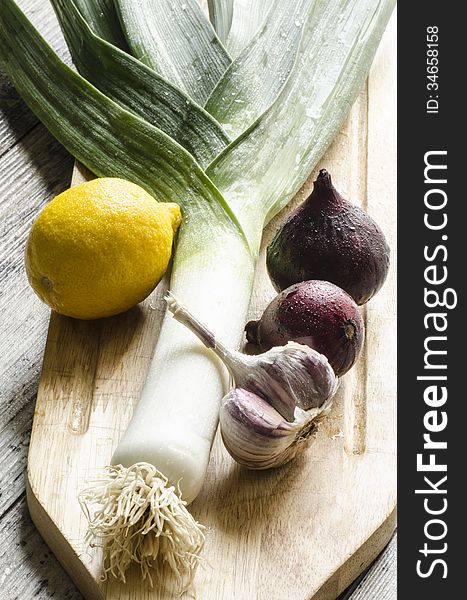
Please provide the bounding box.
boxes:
[165,292,338,424]
[221,342,338,421]
[220,388,331,470]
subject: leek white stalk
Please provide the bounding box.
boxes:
[80,228,255,582]
[112,233,255,503]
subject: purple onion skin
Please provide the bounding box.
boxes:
[246,280,364,377]
[266,169,390,305]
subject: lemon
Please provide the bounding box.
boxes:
[25,178,181,319]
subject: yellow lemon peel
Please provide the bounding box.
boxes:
[25,178,181,319]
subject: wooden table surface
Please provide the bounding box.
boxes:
[0,1,396,598]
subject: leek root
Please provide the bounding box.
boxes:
[79,463,205,586]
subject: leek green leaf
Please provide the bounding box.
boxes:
[115,0,231,105]
[0,0,245,246]
[51,0,230,167]
[207,0,233,44]
[226,0,271,59]
[72,0,129,51]
[205,0,315,138]
[208,0,396,249]
[1,0,394,256]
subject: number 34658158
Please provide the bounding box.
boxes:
[426,26,438,91]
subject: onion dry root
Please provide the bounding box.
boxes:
[79,462,205,587]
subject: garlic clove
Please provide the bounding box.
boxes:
[170,334,337,423]
[220,388,296,470]
[241,342,338,417]
[220,387,327,470]
[218,348,298,422]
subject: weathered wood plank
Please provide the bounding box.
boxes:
[340,534,396,600]
[0,496,83,600]
[0,0,72,157]
[0,126,73,518]
[0,66,76,596]
[0,72,38,158]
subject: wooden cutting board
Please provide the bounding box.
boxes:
[26,15,396,600]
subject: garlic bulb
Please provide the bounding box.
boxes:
[165,292,338,469]
[220,389,331,469]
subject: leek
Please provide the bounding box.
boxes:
[115,0,232,104]
[0,0,395,586]
[204,0,314,137]
[72,0,129,50]
[51,0,230,166]
[207,0,233,43]
[225,0,272,59]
